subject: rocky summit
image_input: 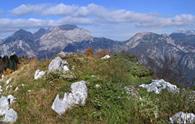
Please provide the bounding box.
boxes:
[0,52,195,123]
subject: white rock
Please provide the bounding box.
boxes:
[0,75,5,81]
[51,93,75,115]
[139,79,179,94]
[101,55,111,60]
[58,51,73,58]
[63,65,70,72]
[7,95,16,104]
[51,80,88,115]
[0,95,17,123]
[1,74,5,79]
[48,57,69,73]
[71,81,88,105]
[170,112,195,124]
[6,78,12,85]
[3,108,17,123]
[34,69,46,80]
[58,51,67,58]
[0,96,9,115]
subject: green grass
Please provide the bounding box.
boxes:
[1,53,195,124]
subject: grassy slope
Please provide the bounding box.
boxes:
[1,53,195,124]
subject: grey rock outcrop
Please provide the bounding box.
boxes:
[139,79,179,94]
[34,69,46,80]
[51,81,88,115]
[0,95,17,123]
[48,57,69,73]
[170,112,195,124]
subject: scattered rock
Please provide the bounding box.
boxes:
[3,109,17,123]
[101,55,111,60]
[51,80,88,115]
[34,69,46,80]
[51,94,74,115]
[6,78,12,85]
[0,95,17,123]
[48,57,69,73]
[71,81,88,105]
[0,75,5,81]
[170,112,195,124]
[1,75,5,79]
[63,66,69,72]
[139,79,179,94]
[0,96,9,115]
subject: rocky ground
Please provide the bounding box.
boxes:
[0,53,195,124]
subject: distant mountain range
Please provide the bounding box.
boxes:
[0,24,195,85]
[124,32,195,86]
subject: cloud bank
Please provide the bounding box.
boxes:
[0,3,194,39]
[10,3,195,27]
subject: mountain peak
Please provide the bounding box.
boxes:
[14,29,32,35]
[5,29,34,43]
[33,28,48,39]
[36,28,47,32]
[134,32,159,37]
[129,32,158,41]
[58,24,78,30]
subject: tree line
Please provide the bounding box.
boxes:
[0,54,19,75]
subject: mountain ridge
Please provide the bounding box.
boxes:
[0,25,195,85]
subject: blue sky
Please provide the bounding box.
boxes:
[0,0,195,40]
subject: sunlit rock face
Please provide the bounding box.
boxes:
[51,81,88,115]
[38,25,93,51]
[125,32,195,86]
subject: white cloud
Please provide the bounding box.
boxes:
[161,14,195,26]
[10,3,195,27]
[12,4,47,16]
[0,16,93,30]
[0,3,193,40]
[42,3,78,16]
[136,14,195,27]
